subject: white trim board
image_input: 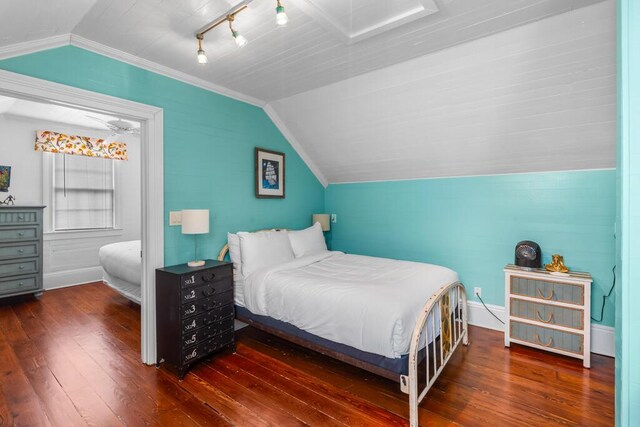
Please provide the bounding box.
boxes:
[0,68,164,366]
[44,266,103,290]
[466,301,615,358]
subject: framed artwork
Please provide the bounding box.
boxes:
[0,166,10,192]
[255,148,285,198]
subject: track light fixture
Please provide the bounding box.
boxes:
[195,0,290,63]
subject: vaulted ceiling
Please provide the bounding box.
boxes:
[0,0,614,184]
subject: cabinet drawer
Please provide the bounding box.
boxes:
[0,258,39,278]
[510,276,583,306]
[181,280,232,304]
[0,242,39,260]
[181,266,232,288]
[181,294,234,319]
[181,315,234,348]
[510,298,583,330]
[0,210,38,226]
[0,275,39,296]
[180,299,234,335]
[0,226,39,243]
[181,328,234,365]
[510,320,583,355]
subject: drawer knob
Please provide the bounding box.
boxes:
[18,215,24,220]
[17,249,24,253]
[536,311,554,324]
[18,282,24,287]
[18,232,24,236]
[536,288,555,300]
[534,334,554,348]
[203,288,215,296]
[203,273,216,282]
[18,266,25,270]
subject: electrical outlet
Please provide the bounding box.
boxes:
[474,287,482,298]
[331,214,337,224]
[169,211,182,226]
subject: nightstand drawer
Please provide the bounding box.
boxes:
[510,276,583,305]
[510,320,583,355]
[0,210,38,225]
[510,298,584,330]
[180,300,233,335]
[0,258,39,278]
[0,226,39,243]
[182,296,234,319]
[0,242,39,260]
[181,266,232,288]
[181,281,232,304]
[0,275,39,296]
[181,315,234,348]
[182,327,234,365]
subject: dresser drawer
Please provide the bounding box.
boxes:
[0,275,39,296]
[181,294,234,319]
[181,266,232,288]
[0,226,39,243]
[0,258,39,278]
[181,280,232,304]
[510,298,583,330]
[510,320,583,355]
[0,210,39,226]
[181,327,234,365]
[180,299,234,335]
[0,242,39,260]
[181,314,234,348]
[510,276,583,306]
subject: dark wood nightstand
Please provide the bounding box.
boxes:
[156,260,234,378]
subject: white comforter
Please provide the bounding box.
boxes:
[243,251,459,359]
[99,240,141,285]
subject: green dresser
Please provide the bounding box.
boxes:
[504,264,592,368]
[0,206,45,300]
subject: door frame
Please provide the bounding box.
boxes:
[0,69,163,365]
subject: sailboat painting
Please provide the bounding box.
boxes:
[255,148,285,198]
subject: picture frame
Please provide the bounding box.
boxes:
[0,166,11,192]
[255,147,285,198]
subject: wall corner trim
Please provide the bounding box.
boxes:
[466,301,615,358]
[264,103,329,187]
[0,34,71,61]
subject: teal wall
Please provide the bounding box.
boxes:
[326,170,616,327]
[0,46,325,266]
[616,0,640,424]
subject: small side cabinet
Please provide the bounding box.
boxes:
[156,260,235,378]
[504,264,592,368]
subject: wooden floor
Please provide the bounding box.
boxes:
[0,283,614,426]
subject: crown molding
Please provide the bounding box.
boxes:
[68,35,265,107]
[264,103,328,188]
[0,34,70,61]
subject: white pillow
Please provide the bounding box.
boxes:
[288,222,327,258]
[238,230,295,277]
[227,232,242,276]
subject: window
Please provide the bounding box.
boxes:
[53,154,115,231]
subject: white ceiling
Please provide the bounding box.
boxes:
[0,94,139,132]
[0,0,605,102]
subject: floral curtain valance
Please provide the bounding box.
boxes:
[35,130,128,161]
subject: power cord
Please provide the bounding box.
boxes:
[476,292,505,325]
[591,265,616,322]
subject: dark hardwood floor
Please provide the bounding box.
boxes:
[0,282,614,426]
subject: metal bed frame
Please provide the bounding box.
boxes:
[218,236,468,426]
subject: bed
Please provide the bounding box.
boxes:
[99,240,142,304]
[218,225,469,426]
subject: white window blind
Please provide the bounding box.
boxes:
[53,154,115,231]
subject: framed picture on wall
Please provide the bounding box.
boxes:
[0,166,11,192]
[255,148,285,198]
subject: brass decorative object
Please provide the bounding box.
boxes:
[545,254,569,273]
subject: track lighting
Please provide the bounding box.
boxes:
[228,16,248,48]
[194,0,291,63]
[276,0,289,26]
[196,35,207,64]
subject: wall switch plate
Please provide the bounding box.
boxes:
[474,287,482,298]
[331,214,337,224]
[169,211,182,226]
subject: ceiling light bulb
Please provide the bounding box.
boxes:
[276,5,289,26]
[197,48,208,64]
[232,30,248,48]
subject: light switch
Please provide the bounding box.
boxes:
[169,211,182,226]
[331,214,337,224]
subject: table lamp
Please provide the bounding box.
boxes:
[182,209,209,267]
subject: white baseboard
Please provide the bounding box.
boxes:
[466,301,615,358]
[44,266,104,290]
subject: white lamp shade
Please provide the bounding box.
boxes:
[312,214,330,231]
[182,209,210,234]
